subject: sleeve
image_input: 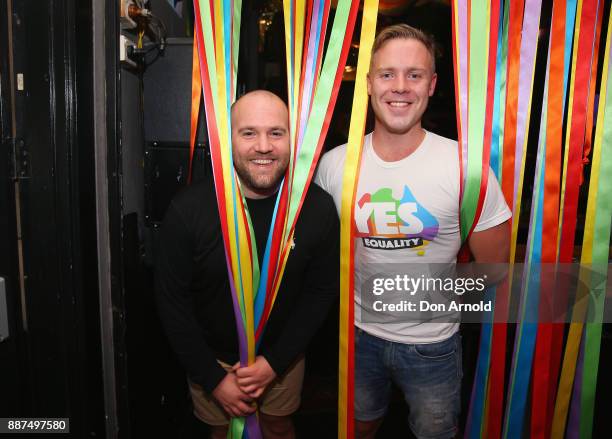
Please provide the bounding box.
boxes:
[261,196,340,376]
[155,201,227,393]
[314,152,332,191]
[314,149,344,214]
[473,167,512,232]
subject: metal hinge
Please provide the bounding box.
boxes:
[8,138,30,180]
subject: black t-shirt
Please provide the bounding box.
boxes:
[155,176,340,393]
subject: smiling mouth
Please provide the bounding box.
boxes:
[251,159,275,166]
[387,101,412,108]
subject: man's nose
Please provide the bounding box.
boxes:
[254,135,273,153]
[392,76,408,93]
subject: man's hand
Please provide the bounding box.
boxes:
[235,356,277,398]
[212,372,256,418]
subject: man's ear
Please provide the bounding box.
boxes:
[367,72,372,95]
[429,72,438,97]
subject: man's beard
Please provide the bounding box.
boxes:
[234,158,287,196]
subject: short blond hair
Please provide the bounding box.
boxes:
[371,24,436,72]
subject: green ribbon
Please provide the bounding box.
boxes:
[579,13,612,435]
[460,1,489,241]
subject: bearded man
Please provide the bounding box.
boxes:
[156,90,339,438]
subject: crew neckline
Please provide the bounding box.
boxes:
[366,130,430,169]
[245,192,279,205]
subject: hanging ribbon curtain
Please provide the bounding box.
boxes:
[530,0,576,437]
[454,0,610,437]
[553,3,611,438]
[500,0,543,434]
[483,3,511,437]
[192,1,262,436]
[551,0,602,437]
[264,0,360,340]
[451,1,502,437]
[453,0,499,243]
[576,13,612,433]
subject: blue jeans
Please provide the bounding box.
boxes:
[355,329,462,439]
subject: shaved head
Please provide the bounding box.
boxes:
[231,90,288,121]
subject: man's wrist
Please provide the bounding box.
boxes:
[197,362,228,394]
[258,355,277,380]
[259,353,282,377]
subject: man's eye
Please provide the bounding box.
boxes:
[270,131,285,138]
[242,131,255,137]
[408,73,423,80]
[381,72,393,79]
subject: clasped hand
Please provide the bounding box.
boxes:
[235,355,277,398]
[212,356,277,418]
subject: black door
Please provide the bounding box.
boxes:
[0,1,105,437]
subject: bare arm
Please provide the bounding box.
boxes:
[468,220,511,263]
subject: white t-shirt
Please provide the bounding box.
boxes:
[315,131,511,343]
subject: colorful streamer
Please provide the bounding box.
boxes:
[454,0,499,242]
[557,5,612,438]
[263,0,360,338]
[484,3,511,437]
[452,0,502,436]
[454,0,541,437]
[550,0,603,437]
[530,0,573,436]
[193,2,262,435]
[337,3,379,437]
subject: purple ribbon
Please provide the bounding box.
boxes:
[513,0,542,203]
[566,332,585,439]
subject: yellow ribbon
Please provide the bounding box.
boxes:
[338,1,378,437]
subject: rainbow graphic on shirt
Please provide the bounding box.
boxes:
[355,186,439,252]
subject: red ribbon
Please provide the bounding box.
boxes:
[486,2,525,437]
